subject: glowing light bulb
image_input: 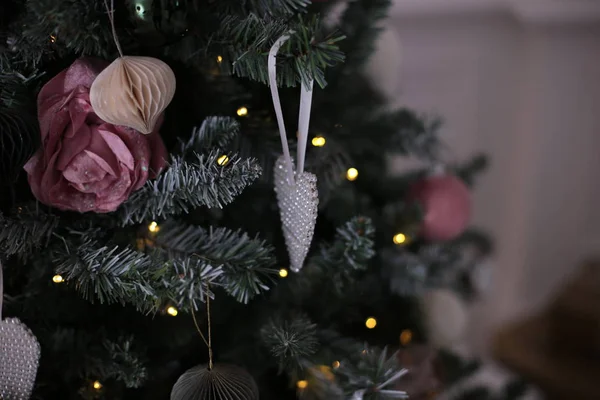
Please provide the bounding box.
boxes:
[167,306,178,317]
[236,106,248,117]
[279,268,288,278]
[217,55,223,63]
[52,274,64,283]
[311,136,326,147]
[135,4,145,17]
[93,380,103,390]
[365,317,377,329]
[393,233,407,245]
[217,155,230,166]
[332,360,341,369]
[400,329,413,346]
[346,168,358,181]
[148,221,160,233]
[297,380,308,389]
[50,35,57,43]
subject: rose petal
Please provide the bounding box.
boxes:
[62,151,110,185]
[98,128,135,170]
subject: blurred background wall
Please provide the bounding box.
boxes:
[377,0,600,355]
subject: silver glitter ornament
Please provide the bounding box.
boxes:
[170,363,259,400]
[274,156,318,272]
[0,318,41,399]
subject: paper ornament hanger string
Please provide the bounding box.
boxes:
[190,284,214,370]
[103,0,124,57]
[268,33,315,185]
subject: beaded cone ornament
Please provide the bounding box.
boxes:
[0,264,41,400]
[269,34,318,273]
[274,156,318,272]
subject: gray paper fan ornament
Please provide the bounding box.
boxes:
[170,363,259,400]
[274,156,318,272]
[0,264,41,400]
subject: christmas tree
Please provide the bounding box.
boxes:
[0,1,512,399]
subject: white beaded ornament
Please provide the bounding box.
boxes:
[274,156,318,272]
[0,264,41,400]
[268,34,319,273]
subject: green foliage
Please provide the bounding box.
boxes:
[0,207,58,257]
[9,0,115,67]
[156,220,278,304]
[215,14,345,88]
[178,116,240,154]
[334,347,408,400]
[315,216,375,271]
[248,0,311,16]
[260,315,319,373]
[94,336,148,388]
[118,152,262,225]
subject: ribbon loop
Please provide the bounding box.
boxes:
[268,33,315,183]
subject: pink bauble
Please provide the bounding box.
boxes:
[409,174,471,241]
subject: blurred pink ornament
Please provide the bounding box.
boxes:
[409,174,471,241]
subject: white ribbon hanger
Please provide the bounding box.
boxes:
[268,33,315,184]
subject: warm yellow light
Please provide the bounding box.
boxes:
[217,55,223,63]
[50,35,56,43]
[365,317,377,329]
[332,360,341,369]
[236,106,249,117]
[217,155,230,166]
[52,274,64,283]
[346,168,358,181]
[148,221,160,233]
[317,365,335,381]
[93,380,103,390]
[279,268,288,278]
[393,233,407,245]
[167,306,178,317]
[400,329,413,346]
[311,136,326,147]
[297,380,308,389]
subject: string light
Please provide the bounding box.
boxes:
[317,365,335,381]
[93,380,103,390]
[332,360,341,369]
[311,136,326,147]
[217,155,230,166]
[50,35,57,43]
[217,55,223,63]
[135,3,145,17]
[346,168,358,181]
[148,221,160,233]
[365,317,377,329]
[279,268,288,278]
[167,306,178,317]
[236,106,249,117]
[400,329,413,346]
[52,274,64,284]
[296,380,308,389]
[393,233,407,245]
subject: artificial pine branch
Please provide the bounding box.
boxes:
[0,207,59,257]
[260,315,319,373]
[155,220,278,304]
[178,116,240,154]
[118,151,262,225]
[214,14,345,88]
